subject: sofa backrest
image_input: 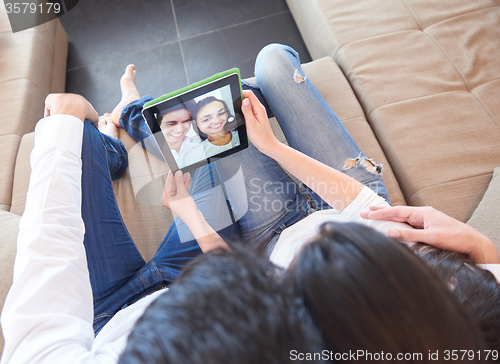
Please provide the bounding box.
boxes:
[0,2,67,212]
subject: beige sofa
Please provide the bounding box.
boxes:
[286,0,500,222]
[2,0,500,356]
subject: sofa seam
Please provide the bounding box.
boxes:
[332,29,420,60]
[407,172,494,203]
[400,0,424,31]
[422,5,500,32]
[331,4,500,61]
[366,90,465,119]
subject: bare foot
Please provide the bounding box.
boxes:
[111,64,141,127]
[98,113,119,139]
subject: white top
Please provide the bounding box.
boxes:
[270,187,500,284]
[183,130,240,166]
[270,186,415,269]
[0,115,166,364]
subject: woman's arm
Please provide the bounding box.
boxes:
[161,170,229,252]
[241,90,363,212]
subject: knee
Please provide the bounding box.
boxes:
[255,44,298,76]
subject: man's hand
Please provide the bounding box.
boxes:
[44,94,99,123]
[241,90,280,155]
[161,170,198,222]
[361,205,500,264]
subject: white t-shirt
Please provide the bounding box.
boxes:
[270,187,500,284]
[270,186,415,269]
[183,130,240,166]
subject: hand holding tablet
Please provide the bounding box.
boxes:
[142,69,248,173]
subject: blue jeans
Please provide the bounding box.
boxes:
[210,44,389,251]
[82,43,388,334]
[81,123,240,335]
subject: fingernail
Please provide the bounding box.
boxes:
[175,170,183,178]
[242,98,250,107]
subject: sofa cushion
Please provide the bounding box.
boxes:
[0,79,48,138]
[10,133,34,215]
[467,167,500,252]
[0,0,11,33]
[0,210,21,353]
[370,91,500,222]
[0,135,21,211]
[301,58,406,207]
[0,31,54,89]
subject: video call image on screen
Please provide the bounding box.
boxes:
[155,84,242,169]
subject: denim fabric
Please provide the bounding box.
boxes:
[82,43,389,335]
[208,44,389,248]
[81,122,239,335]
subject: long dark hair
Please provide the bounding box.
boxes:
[411,243,500,357]
[190,96,234,140]
[287,222,484,359]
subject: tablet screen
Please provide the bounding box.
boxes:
[142,70,248,173]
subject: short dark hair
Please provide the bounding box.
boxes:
[119,247,327,364]
[160,102,190,116]
[287,222,484,359]
[411,243,500,357]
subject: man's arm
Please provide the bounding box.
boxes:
[241,90,364,212]
[360,205,500,264]
[1,95,100,363]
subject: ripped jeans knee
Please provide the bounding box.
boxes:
[343,152,384,175]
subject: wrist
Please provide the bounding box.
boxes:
[468,232,500,264]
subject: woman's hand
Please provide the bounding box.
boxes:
[361,205,500,264]
[161,170,198,222]
[241,90,280,155]
[161,170,229,252]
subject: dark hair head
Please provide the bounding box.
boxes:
[157,103,192,128]
[161,102,190,116]
[411,243,500,357]
[119,247,327,364]
[287,222,484,359]
[190,96,234,140]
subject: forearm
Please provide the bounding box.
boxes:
[264,142,364,211]
[184,210,229,252]
[467,231,500,264]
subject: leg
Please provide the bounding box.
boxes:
[111,64,141,128]
[254,44,389,206]
[81,120,145,307]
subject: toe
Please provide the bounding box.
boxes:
[125,64,136,77]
